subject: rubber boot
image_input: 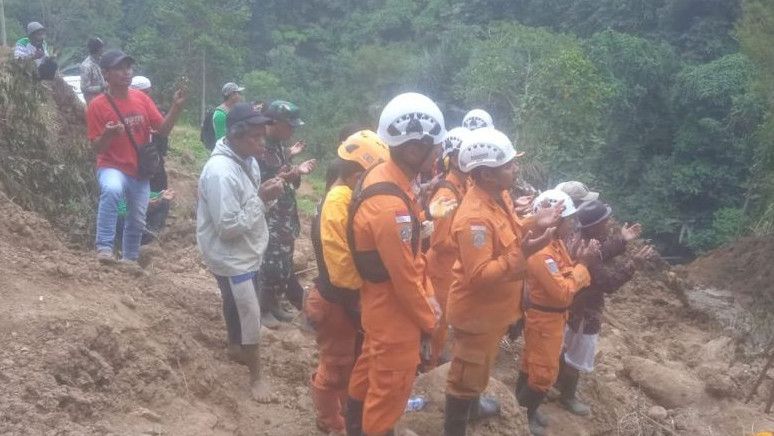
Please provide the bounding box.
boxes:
[443,395,473,436]
[310,373,346,433]
[261,310,281,329]
[558,364,591,416]
[345,397,364,436]
[517,385,548,436]
[468,395,500,421]
[259,284,282,329]
[515,373,548,427]
[271,300,295,322]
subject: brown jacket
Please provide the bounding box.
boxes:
[569,235,633,334]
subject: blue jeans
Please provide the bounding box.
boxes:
[96,167,150,260]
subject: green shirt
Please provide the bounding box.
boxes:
[117,192,161,218]
[213,107,228,141]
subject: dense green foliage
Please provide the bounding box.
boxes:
[5,0,772,255]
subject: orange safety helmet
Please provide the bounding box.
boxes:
[337,130,389,170]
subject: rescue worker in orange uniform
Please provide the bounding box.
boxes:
[442,128,560,436]
[345,93,444,436]
[306,131,389,435]
[517,189,601,436]
[426,127,472,368]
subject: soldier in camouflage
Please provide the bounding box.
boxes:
[258,100,317,328]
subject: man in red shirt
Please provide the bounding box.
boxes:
[86,49,187,263]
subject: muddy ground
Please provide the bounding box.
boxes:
[2,142,774,435]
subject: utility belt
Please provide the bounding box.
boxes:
[527,303,570,314]
[522,281,570,314]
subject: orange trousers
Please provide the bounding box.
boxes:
[428,274,451,368]
[305,286,358,432]
[521,311,566,392]
[348,337,419,434]
[446,326,507,398]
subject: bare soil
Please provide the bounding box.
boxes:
[2,75,774,434]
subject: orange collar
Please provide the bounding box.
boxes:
[380,158,414,196]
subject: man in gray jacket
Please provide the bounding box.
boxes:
[197,102,285,402]
[81,37,106,103]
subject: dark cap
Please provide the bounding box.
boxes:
[27,22,45,36]
[99,49,135,70]
[87,37,104,54]
[263,100,304,127]
[227,102,273,130]
[576,200,612,228]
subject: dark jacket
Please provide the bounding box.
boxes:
[569,235,634,334]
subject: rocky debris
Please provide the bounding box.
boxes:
[624,357,703,408]
[132,407,163,423]
[699,336,735,365]
[138,244,164,269]
[398,363,527,436]
[647,405,668,420]
[697,364,738,398]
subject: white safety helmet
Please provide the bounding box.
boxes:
[442,127,471,159]
[130,76,152,91]
[377,92,446,147]
[533,189,577,218]
[458,128,519,173]
[462,109,494,131]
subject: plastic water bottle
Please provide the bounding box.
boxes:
[405,395,428,412]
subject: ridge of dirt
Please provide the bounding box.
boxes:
[682,236,774,303]
[5,162,774,435]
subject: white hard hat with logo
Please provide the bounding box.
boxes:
[533,189,577,217]
[442,127,472,159]
[457,127,521,173]
[377,92,446,147]
[462,109,494,130]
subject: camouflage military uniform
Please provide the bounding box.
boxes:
[258,139,304,312]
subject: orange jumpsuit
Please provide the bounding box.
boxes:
[425,170,467,367]
[304,185,360,433]
[521,240,590,392]
[445,184,528,398]
[347,159,437,434]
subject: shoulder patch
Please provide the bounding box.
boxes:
[545,258,560,274]
[470,224,487,249]
[399,222,413,243]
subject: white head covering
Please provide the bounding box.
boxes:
[130,76,152,91]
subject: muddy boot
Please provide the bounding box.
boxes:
[443,395,473,436]
[558,365,590,416]
[515,373,548,427]
[345,397,364,436]
[260,286,283,328]
[468,395,500,421]
[271,300,295,322]
[310,373,346,433]
[518,385,548,436]
[261,311,281,329]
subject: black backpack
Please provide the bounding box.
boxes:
[200,108,217,150]
[346,164,421,283]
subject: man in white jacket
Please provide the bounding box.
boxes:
[197,102,285,402]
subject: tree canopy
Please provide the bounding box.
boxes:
[5,0,772,255]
